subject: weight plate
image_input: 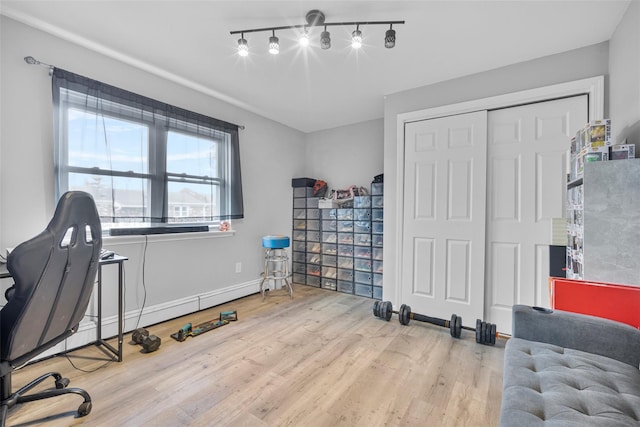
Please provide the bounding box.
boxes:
[373,301,380,318]
[475,319,482,343]
[490,323,497,346]
[450,314,457,337]
[382,301,393,321]
[485,322,492,345]
[480,322,487,345]
[399,304,410,325]
[455,315,462,338]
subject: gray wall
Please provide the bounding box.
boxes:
[304,118,383,191]
[383,41,611,303]
[609,0,640,150]
[0,16,306,329]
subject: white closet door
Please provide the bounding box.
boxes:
[401,111,487,324]
[485,95,587,334]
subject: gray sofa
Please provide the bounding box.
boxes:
[500,305,640,426]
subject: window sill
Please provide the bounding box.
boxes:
[103,229,235,245]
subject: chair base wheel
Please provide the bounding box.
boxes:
[77,401,92,417]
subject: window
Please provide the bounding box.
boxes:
[52,68,243,232]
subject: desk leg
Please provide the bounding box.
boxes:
[97,265,103,345]
[117,262,124,362]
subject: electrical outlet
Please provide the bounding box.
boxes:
[235,262,242,273]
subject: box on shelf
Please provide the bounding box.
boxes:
[610,144,635,160]
[292,177,317,188]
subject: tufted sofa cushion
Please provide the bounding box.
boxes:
[501,337,640,426]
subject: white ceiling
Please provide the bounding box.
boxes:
[1,1,631,133]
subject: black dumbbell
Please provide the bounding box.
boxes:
[374,301,462,338]
[373,301,498,345]
[131,327,161,353]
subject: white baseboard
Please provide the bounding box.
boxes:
[30,279,261,361]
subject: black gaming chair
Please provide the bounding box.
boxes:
[0,191,102,426]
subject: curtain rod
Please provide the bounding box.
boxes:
[24,55,246,130]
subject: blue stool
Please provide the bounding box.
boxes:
[260,236,293,300]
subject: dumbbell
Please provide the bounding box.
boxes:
[131,327,161,353]
[373,301,499,345]
[373,301,462,338]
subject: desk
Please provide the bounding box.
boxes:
[0,255,127,362]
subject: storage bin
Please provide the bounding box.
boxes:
[293,230,306,241]
[293,219,306,230]
[322,243,337,255]
[354,259,372,272]
[322,266,337,279]
[307,264,321,276]
[322,255,337,267]
[307,219,320,231]
[372,234,384,247]
[306,241,321,253]
[353,196,371,208]
[292,251,306,263]
[338,280,354,294]
[338,244,354,257]
[337,268,354,281]
[371,183,383,195]
[373,273,383,287]
[294,208,306,219]
[307,197,319,208]
[322,279,337,291]
[321,208,336,219]
[293,186,314,197]
[293,262,306,274]
[337,221,353,232]
[373,260,383,273]
[354,209,371,221]
[373,286,383,300]
[293,198,306,208]
[372,247,383,260]
[338,233,353,245]
[372,208,383,221]
[293,273,306,285]
[306,275,320,287]
[321,231,337,243]
[354,221,371,233]
[306,252,321,264]
[337,209,353,220]
[353,233,372,246]
[322,220,337,232]
[338,256,353,269]
[355,271,372,284]
[372,196,383,208]
[307,209,320,219]
[306,230,320,242]
[355,283,373,297]
[292,241,306,252]
[354,246,372,259]
[372,222,383,234]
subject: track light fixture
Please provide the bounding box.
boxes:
[268,30,280,54]
[237,33,249,57]
[230,10,404,57]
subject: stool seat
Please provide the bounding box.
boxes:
[259,235,293,300]
[262,235,290,249]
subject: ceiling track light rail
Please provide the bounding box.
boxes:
[230,10,404,56]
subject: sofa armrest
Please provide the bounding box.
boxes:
[512,304,640,367]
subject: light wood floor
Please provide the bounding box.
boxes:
[6,285,505,426]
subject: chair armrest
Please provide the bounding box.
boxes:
[512,304,640,367]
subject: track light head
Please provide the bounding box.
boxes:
[269,31,279,55]
[351,26,363,49]
[320,28,331,50]
[237,36,249,57]
[299,27,310,47]
[385,25,396,49]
